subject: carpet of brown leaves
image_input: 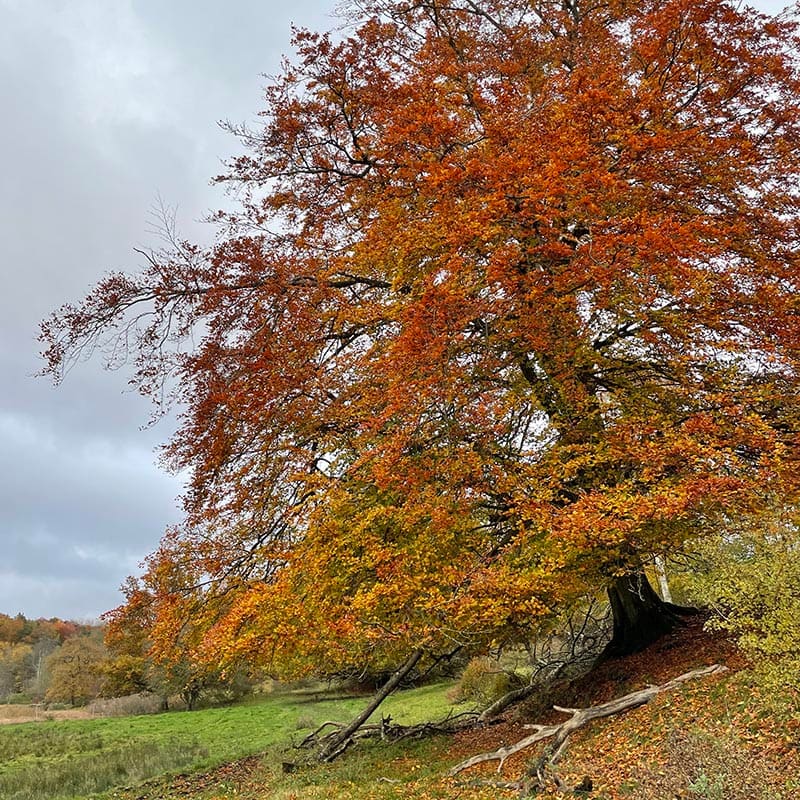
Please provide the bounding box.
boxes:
[446,617,800,799]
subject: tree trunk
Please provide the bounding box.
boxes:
[602,571,693,658]
[654,555,673,603]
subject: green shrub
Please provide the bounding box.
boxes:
[687,515,800,697]
[689,772,726,800]
[450,656,520,707]
[5,693,31,705]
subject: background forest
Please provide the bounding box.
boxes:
[0,611,255,712]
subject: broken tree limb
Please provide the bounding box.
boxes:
[316,648,424,762]
[450,664,727,779]
[478,682,540,722]
[451,723,562,775]
[299,710,480,762]
[300,721,347,748]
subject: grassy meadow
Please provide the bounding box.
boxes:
[0,682,455,800]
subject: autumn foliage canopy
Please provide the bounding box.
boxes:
[42,0,800,676]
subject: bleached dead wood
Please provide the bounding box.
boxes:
[450,664,727,782]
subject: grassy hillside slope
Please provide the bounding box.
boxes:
[0,683,452,800]
[2,621,798,799]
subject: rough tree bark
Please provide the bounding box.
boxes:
[603,571,696,658]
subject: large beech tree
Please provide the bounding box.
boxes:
[43,0,800,675]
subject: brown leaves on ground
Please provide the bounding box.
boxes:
[110,755,263,800]
[447,619,799,799]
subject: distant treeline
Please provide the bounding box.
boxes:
[0,612,100,645]
[0,610,255,710]
[0,612,104,705]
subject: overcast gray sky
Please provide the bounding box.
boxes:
[0,0,791,621]
[0,0,333,620]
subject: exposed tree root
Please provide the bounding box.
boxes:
[450,664,727,795]
[478,683,541,723]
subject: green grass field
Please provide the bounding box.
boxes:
[0,682,456,800]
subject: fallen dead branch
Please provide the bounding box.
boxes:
[450,664,727,794]
[297,711,478,761]
[302,649,425,762]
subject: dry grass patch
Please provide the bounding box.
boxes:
[0,704,92,724]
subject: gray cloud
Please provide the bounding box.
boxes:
[0,0,333,619]
[0,406,184,614]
